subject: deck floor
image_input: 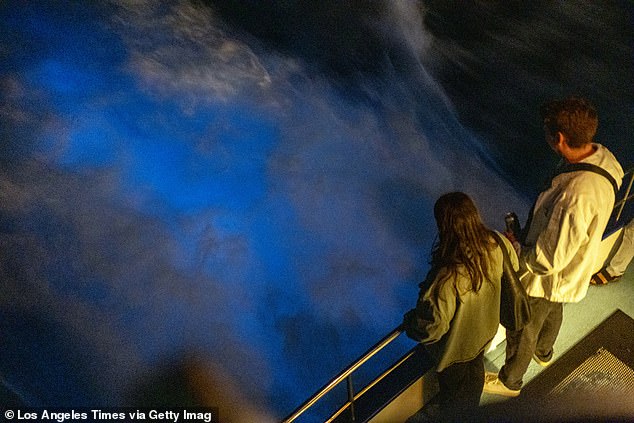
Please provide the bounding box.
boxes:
[482,263,634,406]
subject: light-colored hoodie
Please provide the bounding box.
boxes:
[521,143,624,302]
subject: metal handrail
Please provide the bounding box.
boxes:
[615,167,634,222]
[282,165,633,423]
[282,325,404,423]
[325,346,422,422]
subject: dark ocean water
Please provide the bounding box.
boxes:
[1,1,632,421]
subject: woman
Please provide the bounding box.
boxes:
[402,192,518,421]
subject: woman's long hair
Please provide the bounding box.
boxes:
[429,192,495,300]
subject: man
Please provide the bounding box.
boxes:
[484,96,624,396]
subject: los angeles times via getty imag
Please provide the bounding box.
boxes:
[4,408,218,423]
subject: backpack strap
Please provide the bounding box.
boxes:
[556,162,619,197]
[520,162,619,244]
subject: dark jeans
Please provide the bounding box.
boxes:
[436,351,484,421]
[499,296,563,390]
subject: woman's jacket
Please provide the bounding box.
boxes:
[403,232,518,372]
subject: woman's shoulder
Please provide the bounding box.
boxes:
[490,230,512,252]
[422,267,458,298]
[490,230,519,267]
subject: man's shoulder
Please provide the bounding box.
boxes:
[565,166,617,192]
[559,172,614,206]
[583,143,624,182]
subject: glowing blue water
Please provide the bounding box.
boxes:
[7,1,630,422]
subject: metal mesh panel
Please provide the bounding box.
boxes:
[550,347,634,396]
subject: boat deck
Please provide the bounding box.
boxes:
[482,261,634,406]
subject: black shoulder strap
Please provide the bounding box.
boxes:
[491,231,512,266]
[556,162,619,197]
[520,162,619,244]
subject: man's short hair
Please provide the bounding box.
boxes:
[540,96,598,148]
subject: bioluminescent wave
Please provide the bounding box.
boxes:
[1,1,631,421]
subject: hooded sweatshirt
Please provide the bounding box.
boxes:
[521,143,624,302]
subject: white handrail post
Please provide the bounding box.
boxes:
[615,170,634,222]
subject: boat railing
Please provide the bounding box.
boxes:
[614,166,634,223]
[282,165,633,423]
[282,325,404,422]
